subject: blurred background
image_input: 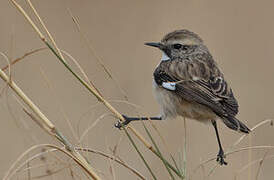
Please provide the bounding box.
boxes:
[1,0,274,179]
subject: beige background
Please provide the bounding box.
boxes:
[1,0,274,179]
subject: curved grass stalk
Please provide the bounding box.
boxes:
[11,0,158,159]
[76,147,146,180]
[234,154,274,180]
[0,51,100,179]
[1,47,47,71]
[194,119,273,173]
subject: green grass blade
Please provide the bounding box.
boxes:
[123,127,157,180]
[143,122,178,179]
[45,40,183,179]
[45,42,103,101]
[170,154,182,175]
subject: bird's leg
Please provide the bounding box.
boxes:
[211,120,227,165]
[115,115,162,129]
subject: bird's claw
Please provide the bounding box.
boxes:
[114,115,131,129]
[216,150,227,165]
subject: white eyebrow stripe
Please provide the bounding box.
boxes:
[161,52,170,61]
[162,82,176,91]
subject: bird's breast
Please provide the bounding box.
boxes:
[152,79,216,122]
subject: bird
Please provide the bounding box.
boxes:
[115,29,250,165]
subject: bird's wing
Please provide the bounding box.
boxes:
[154,63,239,118]
[179,77,238,117]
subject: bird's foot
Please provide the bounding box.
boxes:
[114,115,132,129]
[216,149,227,166]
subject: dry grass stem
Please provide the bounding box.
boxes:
[26,166,68,179]
[0,52,100,179]
[8,144,100,180]
[1,48,47,71]
[5,0,274,179]
[149,120,172,154]
[197,145,274,169]
[10,0,157,158]
[39,67,79,142]
[14,153,65,178]
[6,0,152,176]
[76,147,146,180]
[0,67,54,130]
[26,0,65,61]
[0,52,11,81]
[108,99,143,110]
[80,113,112,142]
[194,119,273,173]
[3,144,60,180]
[255,150,269,180]
[67,9,128,101]
[248,134,252,180]
[234,154,274,180]
[231,119,273,148]
[60,50,93,87]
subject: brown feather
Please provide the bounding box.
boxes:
[152,29,250,133]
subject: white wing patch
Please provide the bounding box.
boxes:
[161,52,170,61]
[192,76,200,81]
[162,82,176,91]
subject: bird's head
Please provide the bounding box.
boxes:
[145,29,205,60]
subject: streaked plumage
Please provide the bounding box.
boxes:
[152,29,250,133]
[116,29,250,165]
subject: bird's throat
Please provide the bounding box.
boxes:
[161,52,170,61]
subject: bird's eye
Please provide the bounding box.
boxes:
[173,43,182,49]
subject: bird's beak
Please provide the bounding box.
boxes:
[145,42,164,50]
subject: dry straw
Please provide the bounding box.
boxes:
[6,0,163,179]
[6,1,272,179]
[9,0,157,155]
[0,62,100,179]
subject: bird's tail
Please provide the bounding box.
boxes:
[222,116,251,133]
